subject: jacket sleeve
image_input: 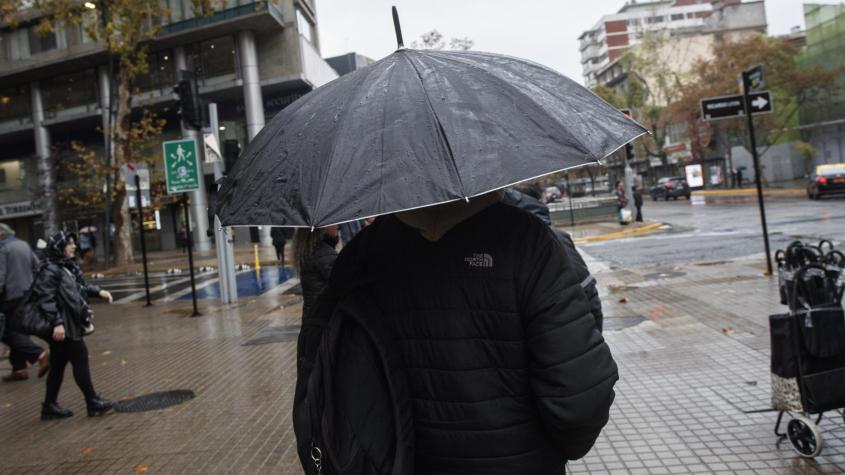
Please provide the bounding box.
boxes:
[34,267,63,327]
[519,227,618,461]
[0,247,6,298]
[553,229,604,332]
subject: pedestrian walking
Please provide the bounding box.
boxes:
[736,168,744,189]
[77,231,91,261]
[615,180,630,225]
[293,226,339,319]
[178,224,189,253]
[300,193,618,474]
[633,185,644,222]
[270,227,294,267]
[27,231,114,420]
[0,223,48,382]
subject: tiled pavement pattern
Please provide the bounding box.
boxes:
[1,257,844,473]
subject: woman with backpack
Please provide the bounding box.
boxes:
[31,231,114,420]
[293,226,339,320]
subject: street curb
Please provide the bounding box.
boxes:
[574,222,664,244]
[692,188,804,198]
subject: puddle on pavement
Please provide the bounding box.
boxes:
[178,266,295,301]
[114,390,195,413]
[643,270,686,280]
[242,324,300,346]
[604,316,647,332]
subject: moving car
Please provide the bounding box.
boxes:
[649,177,691,201]
[807,163,845,200]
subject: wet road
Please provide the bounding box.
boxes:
[93,266,296,304]
[579,195,845,269]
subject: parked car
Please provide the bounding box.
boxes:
[807,163,845,200]
[543,186,562,203]
[649,177,691,201]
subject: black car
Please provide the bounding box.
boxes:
[650,177,691,201]
[807,163,845,199]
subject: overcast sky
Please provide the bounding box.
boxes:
[315,0,820,84]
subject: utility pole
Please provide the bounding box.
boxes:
[742,66,773,275]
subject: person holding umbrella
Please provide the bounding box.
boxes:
[216,9,646,473]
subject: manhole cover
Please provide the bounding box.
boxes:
[243,325,300,346]
[643,270,686,280]
[604,315,647,331]
[114,390,195,413]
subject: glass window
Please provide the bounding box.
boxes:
[296,8,313,43]
[0,84,31,122]
[5,29,31,60]
[671,14,684,21]
[28,26,58,54]
[189,36,237,81]
[42,69,98,114]
[136,50,175,92]
[645,16,665,24]
[627,18,641,27]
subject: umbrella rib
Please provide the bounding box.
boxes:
[401,51,468,200]
[310,67,376,224]
[426,51,605,159]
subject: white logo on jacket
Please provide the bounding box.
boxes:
[464,253,493,268]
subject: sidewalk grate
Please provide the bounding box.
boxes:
[114,390,195,413]
[242,324,300,346]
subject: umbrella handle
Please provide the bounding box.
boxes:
[392,6,404,49]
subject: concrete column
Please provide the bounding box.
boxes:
[237,30,272,244]
[30,81,58,235]
[173,46,212,252]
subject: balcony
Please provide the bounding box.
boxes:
[160,2,281,36]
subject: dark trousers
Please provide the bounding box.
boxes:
[2,298,43,371]
[45,339,97,405]
[274,242,287,265]
[635,206,643,222]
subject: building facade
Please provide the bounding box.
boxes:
[579,0,766,187]
[579,0,745,87]
[799,3,845,167]
[0,0,338,251]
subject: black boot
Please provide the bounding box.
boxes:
[41,402,73,420]
[86,397,114,417]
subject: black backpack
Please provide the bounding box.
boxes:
[293,288,414,475]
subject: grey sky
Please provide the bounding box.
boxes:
[315,0,816,85]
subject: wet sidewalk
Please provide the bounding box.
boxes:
[2,256,843,473]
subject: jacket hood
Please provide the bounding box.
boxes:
[395,191,503,242]
[45,230,77,261]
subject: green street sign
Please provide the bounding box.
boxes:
[163,138,201,193]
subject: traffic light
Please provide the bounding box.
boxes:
[174,70,204,129]
[222,139,241,173]
[625,143,634,161]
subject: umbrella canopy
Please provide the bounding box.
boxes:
[216,48,647,228]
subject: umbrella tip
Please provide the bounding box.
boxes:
[392,6,404,49]
[310,226,315,233]
[464,196,470,203]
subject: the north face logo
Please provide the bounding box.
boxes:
[464,253,493,268]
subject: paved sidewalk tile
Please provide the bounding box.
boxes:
[1,257,843,474]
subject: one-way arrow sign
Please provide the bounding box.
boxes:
[701,91,773,121]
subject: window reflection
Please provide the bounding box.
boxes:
[0,84,31,122]
[42,69,98,114]
[188,36,238,81]
[136,50,175,92]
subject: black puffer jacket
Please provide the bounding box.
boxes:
[502,189,604,331]
[328,203,618,474]
[299,236,338,319]
[28,232,101,341]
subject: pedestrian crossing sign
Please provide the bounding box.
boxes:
[163,138,201,194]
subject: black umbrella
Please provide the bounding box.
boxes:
[216,8,647,228]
